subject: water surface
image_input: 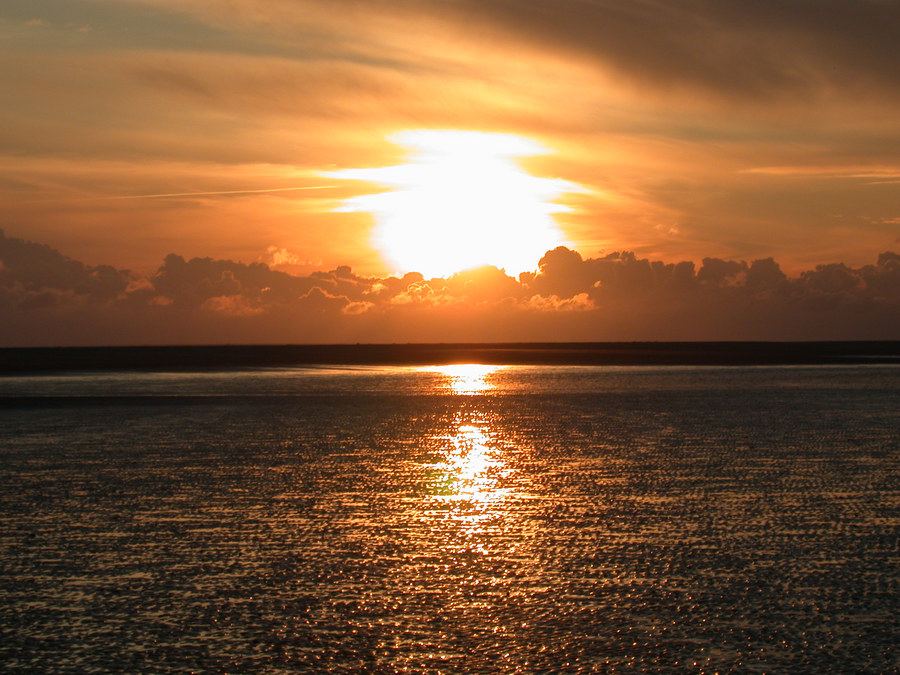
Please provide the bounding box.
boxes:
[1,365,897,672]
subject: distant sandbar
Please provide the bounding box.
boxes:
[1,342,898,374]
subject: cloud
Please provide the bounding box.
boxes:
[297,286,350,313]
[265,246,322,269]
[526,293,595,312]
[2,230,899,345]
[698,258,747,287]
[342,301,374,316]
[522,248,699,300]
[413,0,900,106]
[15,288,80,311]
[747,258,788,294]
[201,294,263,317]
[0,229,129,304]
[742,166,900,180]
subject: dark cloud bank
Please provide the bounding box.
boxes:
[375,0,900,104]
[1,229,898,345]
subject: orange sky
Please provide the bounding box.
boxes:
[1,1,899,344]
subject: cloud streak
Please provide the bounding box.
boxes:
[108,186,337,200]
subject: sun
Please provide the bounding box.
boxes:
[326,130,582,278]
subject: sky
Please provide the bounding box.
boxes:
[1,0,899,344]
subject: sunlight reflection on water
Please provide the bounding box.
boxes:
[425,419,512,514]
[426,364,504,395]
[421,367,516,540]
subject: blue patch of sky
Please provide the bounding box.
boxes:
[0,0,426,74]
[1,0,328,59]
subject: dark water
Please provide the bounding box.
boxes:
[1,365,898,673]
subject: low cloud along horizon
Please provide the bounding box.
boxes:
[2,230,898,345]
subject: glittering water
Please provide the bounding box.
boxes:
[1,365,898,673]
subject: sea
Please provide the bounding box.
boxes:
[1,359,898,673]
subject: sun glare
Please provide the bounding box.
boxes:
[426,418,511,513]
[326,130,582,278]
[426,363,503,394]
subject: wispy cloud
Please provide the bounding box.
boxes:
[741,166,900,180]
[109,186,337,200]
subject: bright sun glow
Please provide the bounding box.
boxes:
[327,130,582,278]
